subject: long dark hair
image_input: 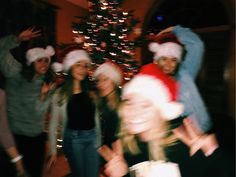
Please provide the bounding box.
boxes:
[20,63,54,83]
[58,70,91,106]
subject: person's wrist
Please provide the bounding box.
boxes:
[11,154,23,163]
[201,134,219,156]
[189,134,206,156]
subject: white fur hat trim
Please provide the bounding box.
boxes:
[51,62,63,73]
[93,62,122,86]
[63,50,91,72]
[149,42,183,61]
[122,75,183,120]
[26,45,55,66]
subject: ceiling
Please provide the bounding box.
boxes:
[65,0,88,9]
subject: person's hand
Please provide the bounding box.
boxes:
[40,82,55,101]
[17,27,41,42]
[173,118,219,156]
[15,160,26,177]
[46,154,57,170]
[98,140,128,177]
[157,26,175,36]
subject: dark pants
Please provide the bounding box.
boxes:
[14,133,46,177]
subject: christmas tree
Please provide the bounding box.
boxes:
[72,0,143,81]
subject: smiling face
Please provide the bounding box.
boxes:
[120,93,162,139]
[155,57,178,75]
[33,57,51,75]
[71,60,90,81]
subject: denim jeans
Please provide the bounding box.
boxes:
[63,128,99,177]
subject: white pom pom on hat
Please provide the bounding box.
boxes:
[51,62,63,73]
[93,62,123,86]
[148,42,160,53]
[122,63,184,120]
[26,45,55,66]
[63,49,91,72]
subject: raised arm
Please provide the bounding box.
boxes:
[0,27,41,78]
[173,25,205,79]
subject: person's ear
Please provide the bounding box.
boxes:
[153,60,158,65]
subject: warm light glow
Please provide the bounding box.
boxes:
[72,30,78,34]
[101,6,107,10]
[102,2,108,6]
[122,50,130,54]
[110,52,117,56]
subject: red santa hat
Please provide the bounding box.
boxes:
[93,61,123,86]
[122,63,183,120]
[148,32,183,62]
[26,45,55,66]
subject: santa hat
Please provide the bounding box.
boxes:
[148,32,183,62]
[26,45,55,66]
[51,62,64,73]
[93,61,123,86]
[63,49,91,72]
[122,63,183,120]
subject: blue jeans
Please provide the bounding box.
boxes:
[63,128,99,177]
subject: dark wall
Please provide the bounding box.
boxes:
[0,0,57,44]
[0,0,57,87]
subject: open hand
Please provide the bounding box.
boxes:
[18,27,41,42]
[46,154,57,170]
[40,82,55,101]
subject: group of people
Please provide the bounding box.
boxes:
[0,25,233,177]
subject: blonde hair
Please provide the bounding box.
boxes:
[118,103,178,161]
